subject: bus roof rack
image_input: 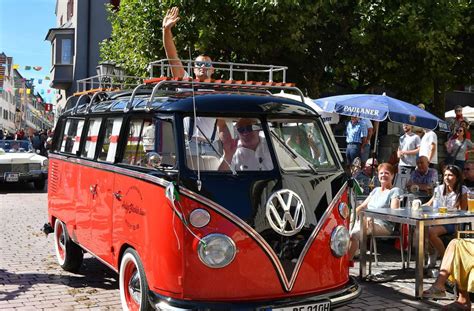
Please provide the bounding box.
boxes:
[148,59,288,82]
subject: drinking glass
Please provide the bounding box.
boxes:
[468,189,474,213]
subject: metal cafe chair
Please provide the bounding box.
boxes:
[368,223,407,275]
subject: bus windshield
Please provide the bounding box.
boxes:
[182,116,336,172]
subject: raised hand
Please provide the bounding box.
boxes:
[163,7,180,29]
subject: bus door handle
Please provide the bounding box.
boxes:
[89,184,98,196]
[113,191,123,201]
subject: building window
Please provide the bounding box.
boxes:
[61,39,72,64]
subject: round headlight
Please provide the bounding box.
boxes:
[330,226,350,257]
[198,234,236,268]
[189,209,210,228]
[42,159,49,168]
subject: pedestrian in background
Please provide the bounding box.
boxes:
[448,105,468,139]
[360,118,373,165]
[397,124,420,175]
[419,128,438,168]
[345,116,368,167]
[445,127,473,169]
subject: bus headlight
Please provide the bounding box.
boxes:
[330,226,350,257]
[198,234,236,268]
[42,159,49,169]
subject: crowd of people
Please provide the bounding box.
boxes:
[347,105,473,310]
[0,127,53,156]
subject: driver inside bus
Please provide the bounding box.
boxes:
[218,118,273,171]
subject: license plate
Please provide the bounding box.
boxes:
[5,173,19,182]
[272,301,330,311]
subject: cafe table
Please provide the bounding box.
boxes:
[358,207,474,298]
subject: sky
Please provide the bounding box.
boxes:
[0,0,57,103]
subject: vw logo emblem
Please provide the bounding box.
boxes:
[265,189,306,236]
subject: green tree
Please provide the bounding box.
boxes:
[101,0,473,114]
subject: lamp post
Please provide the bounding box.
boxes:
[96,61,116,89]
[114,65,125,88]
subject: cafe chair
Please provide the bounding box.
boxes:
[368,224,408,274]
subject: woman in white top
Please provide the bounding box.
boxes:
[425,165,468,265]
[348,162,402,261]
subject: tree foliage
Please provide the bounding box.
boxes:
[101,0,473,114]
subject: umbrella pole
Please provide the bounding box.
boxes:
[372,121,379,159]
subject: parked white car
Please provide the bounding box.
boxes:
[0,140,48,190]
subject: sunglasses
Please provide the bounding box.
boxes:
[195,61,212,68]
[236,124,260,134]
[457,129,464,132]
[464,168,472,171]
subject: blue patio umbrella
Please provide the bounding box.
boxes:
[314,94,449,132]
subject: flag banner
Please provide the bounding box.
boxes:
[44,76,50,80]
[47,89,51,94]
[0,87,3,92]
[25,66,31,70]
[41,90,45,94]
[0,75,3,79]
[33,66,42,71]
[13,64,19,69]
[37,98,42,103]
[38,79,43,84]
[19,89,24,94]
[26,89,31,95]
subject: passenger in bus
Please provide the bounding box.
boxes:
[348,162,402,261]
[163,7,217,150]
[286,126,320,164]
[218,118,273,171]
[163,7,214,80]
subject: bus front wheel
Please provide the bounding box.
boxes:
[119,248,152,311]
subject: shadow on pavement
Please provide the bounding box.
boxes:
[0,182,48,194]
[0,258,117,301]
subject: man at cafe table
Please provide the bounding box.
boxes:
[405,156,438,201]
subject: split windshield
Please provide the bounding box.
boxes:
[182,116,337,172]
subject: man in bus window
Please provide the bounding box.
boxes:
[218,119,273,171]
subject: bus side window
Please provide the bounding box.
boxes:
[121,117,176,168]
[81,118,102,159]
[98,117,123,162]
[122,118,147,166]
[60,118,84,154]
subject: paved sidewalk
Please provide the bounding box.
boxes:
[0,187,469,310]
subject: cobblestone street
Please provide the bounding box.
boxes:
[0,184,466,310]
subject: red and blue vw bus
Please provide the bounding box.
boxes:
[45,61,360,310]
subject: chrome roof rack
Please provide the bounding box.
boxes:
[148,59,288,82]
[64,59,305,115]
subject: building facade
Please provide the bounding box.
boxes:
[1,53,53,135]
[0,53,16,133]
[45,0,118,119]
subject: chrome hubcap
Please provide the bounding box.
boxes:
[128,270,141,304]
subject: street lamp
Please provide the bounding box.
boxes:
[114,64,125,88]
[96,61,116,88]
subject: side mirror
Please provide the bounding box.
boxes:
[146,152,162,168]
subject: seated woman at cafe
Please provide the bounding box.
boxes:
[423,237,473,310]
[348,162,402,261]
[405,156,438,198]
[425,165,468,267]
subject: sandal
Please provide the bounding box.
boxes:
[423,285,446,298]
[441,301,471,310]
